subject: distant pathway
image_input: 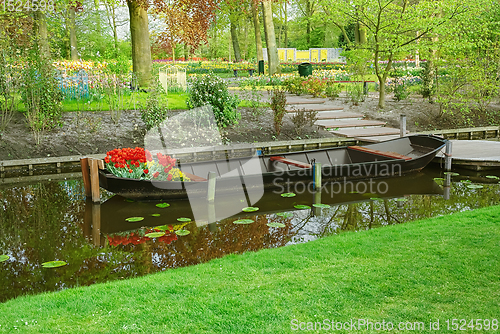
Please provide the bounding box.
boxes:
[234,91,406,142]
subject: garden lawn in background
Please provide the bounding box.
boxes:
[16,92,189,113]
[0,206,499,333]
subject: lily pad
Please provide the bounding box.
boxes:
[349,191,359,194]
[444,172,460,176]
[370,197,382,201]
[175,229,191,236]
[156,203,170,208]
[294,205,311,210]
[312,203,330,208]
[151,214,161,217]
[125,217,144,222]
[42,261,67,268]
[124,198,134,203]
[276,212,293,219]
[242,207,259,212]
[267,222,286,228]
[177,217,192,222]
[486,175,499,180]
[396,198,408,202]
[145,232,165,238]
[466,184,484,189]
[233,219,254,224]
[0,255,9,262]
[460,179,472,183]
[281,193,296,198]
[362,193,378,197]
[433,177,445,181]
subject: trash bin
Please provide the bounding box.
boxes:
[258,60,264,75]
[298,62,312,77]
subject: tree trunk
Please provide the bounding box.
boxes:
[184,44,189,61]
[252,2,263,61]
[112,6,119,57]
[306,0,311,47]
[69,7,78,60]
[230,20,241,62]
[374,48,393,109]
[261,3,268,48]
[34,11,50,59]
[262,0,279,75]
[284,1,288,48]
[127,0,152,87]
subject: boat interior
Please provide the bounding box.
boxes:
[176,136,441,179]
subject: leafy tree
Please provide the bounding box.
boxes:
[324,0,471,109]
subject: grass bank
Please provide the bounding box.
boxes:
[1,206,499,333]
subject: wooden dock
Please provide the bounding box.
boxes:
[434,140,500,170]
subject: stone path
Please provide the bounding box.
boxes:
[284,95,405,142]
[229,89,406,142]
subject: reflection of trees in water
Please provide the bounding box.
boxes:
[108,214,294,274]
[309,182,500,238]
[0,181,87,301]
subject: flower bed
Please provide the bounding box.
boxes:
[104,147,190,181]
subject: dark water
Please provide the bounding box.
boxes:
[1,166,499,302]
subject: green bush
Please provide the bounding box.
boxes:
[282,77,306,95]
[393,83,411,101]
[325,82,342,100]
[302,77,327,97]
[187,73,240,127]
[140,81,169,130]
[269,89,287,136]
[20,60,63,144]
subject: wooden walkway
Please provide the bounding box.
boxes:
[434,140,500,170]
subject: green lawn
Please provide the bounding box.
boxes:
[1,206,499,333]
[14,92,190,113]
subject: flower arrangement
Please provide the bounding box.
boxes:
[104,147,191,181]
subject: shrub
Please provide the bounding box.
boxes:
[291,108,318,135]
[324,82,342,100]
[393,83,411,101]
[20,60,63,144]
[269,89,287,136]
[302,77,327,97]
[140,80,169,130]
[187,73,240,128]
[347,84,365,105]
[282,76,306,95]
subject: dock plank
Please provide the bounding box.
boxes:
[317,119,385,129]
[315,112,364,120]
[330,127,405,137]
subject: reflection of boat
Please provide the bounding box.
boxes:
[98,135,446,201]
[97,170,444,235]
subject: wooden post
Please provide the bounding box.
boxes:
[89,158,100,203]
[207,171,216,202]
[313,162,322,191]
[91,203,101,247]
[400,114,406,137]
[313,190,322,216]
[444,141,453,171]
[443,173,451,200]
[80,157,91,197]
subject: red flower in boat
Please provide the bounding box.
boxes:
[153,171,160,178]
[167,174,173,181]
[144,169,149,174]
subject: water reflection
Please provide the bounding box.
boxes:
[0,166,499,302]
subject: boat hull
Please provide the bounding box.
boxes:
[99,135,446,201]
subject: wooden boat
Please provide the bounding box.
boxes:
[98,134,446,201]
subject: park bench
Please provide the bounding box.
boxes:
[233,68,256,77]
